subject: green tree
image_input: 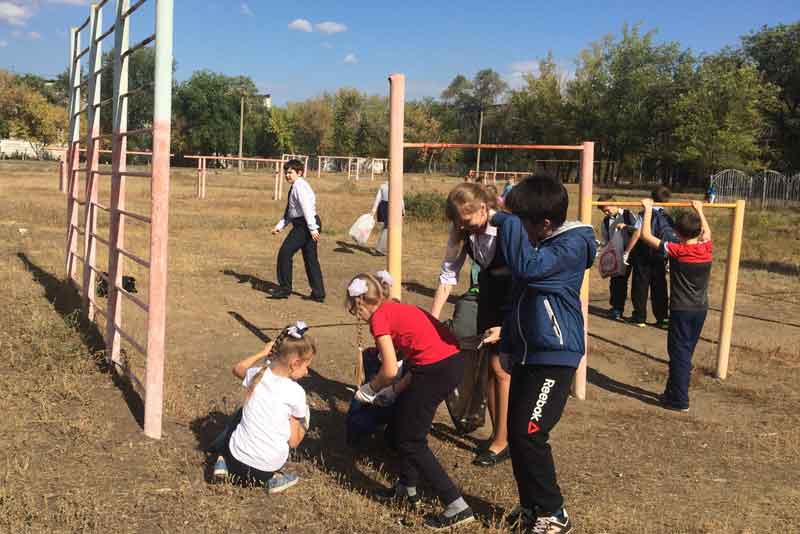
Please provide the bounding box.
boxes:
[332,88,362,155]
[0,70,67,156]
[742,22,800,170]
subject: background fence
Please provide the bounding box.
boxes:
[711,169,800,208]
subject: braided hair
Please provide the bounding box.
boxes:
[245,324,316,402]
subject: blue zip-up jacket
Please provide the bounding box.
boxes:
[492,212,597,368]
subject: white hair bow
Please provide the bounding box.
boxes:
[348,278,368,297]
[375,270,393,287]
[286,320,308,339]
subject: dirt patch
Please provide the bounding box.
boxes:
[1,161,799,533]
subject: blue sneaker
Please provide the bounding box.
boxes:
[213,455,228,480]
[267,471,299,494]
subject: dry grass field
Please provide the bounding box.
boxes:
[1,160,799,533]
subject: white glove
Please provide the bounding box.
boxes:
[301,405,311,430]
[623,252,630,266]
[354,382,378,404]
[373,385,397,407]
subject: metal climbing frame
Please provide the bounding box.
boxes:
[388,74,746,401]
[64,0,173,439]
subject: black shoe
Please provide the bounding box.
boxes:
[302,294,325,303]
[377,483,420,509]
[504,505,535,531]
[472,446,509,467]
[424,507,475,530]
[270,288,291,299]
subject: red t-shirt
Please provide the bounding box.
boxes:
[370,300,459,367]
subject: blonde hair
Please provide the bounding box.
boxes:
[345,273,385,316]
[245,325,316,401]
[445,183,497,240]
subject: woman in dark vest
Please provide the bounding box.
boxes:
[430,182,513,467]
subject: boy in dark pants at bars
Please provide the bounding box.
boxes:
[271,159,326,302]
[629,185,674,328]
[639,198,712,412]
[597,194,640,320]
[490,176,596,534]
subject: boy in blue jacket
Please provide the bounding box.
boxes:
[491,176,596,534]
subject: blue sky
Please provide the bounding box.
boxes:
[1,0,798,105]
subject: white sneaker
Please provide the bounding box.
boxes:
[530,510,573,534]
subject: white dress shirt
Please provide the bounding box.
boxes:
[274,177,319,233]
[439,210,499,286]
[371,183,405,215]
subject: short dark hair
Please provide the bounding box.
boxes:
[505,175,568,227]
[652,185,671,203]
[674,210,702,239]
[283,159,305,175]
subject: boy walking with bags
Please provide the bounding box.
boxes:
[491,176,597,533]
[271,159,326,302]
[597,194,640,320]
[639,198,712,411]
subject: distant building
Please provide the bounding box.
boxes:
[0,138,65,160]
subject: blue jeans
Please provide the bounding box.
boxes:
[665,309,707,408]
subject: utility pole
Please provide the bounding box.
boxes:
[476,108,484,180]
[238,95,244,174]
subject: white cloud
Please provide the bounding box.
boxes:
[343,53,357,64]
[509,60,539,78]
[321,41,333,49]
[47,0,91,5]
[315,21,346,35]
[288,18,312,32]
[0,2,34,26]
[0,39,7,47]
[10,29,39,40]
[240,2,253,16]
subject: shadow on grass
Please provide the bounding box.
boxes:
[205,311,498,524]
[16,252,145,429]
[587,367,661,406]
[221,269,281,295]
[740,258,800,277]
[333,240,378,256]
[402,281,458,304]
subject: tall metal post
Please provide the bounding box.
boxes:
[238,95,244,174]
[574,141,594,400]
[144,0,174,440]
[82,4,103,320]
[106,0,131,367]
[387,74,405,300]
[716,200,746,379]
[476,109,484,178]
[65,27,81,281]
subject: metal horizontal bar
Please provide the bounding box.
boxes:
[73,199,87,207]
[122,0,148,19]
[117,246,150,269]
[116,326,147,356]
[73,106,88,118]
[184,155,283,163]
[90,232,111,248]
[120,83,152,100]
[71,252,85,262]
[123,34,155,58]
[119,171,152,178]
[76,16,90,32]
[120,127,153,138]
[590,201,738,209]
[403,142,585,151]
[89,264,108,282]
[91,201,110,212]
[74,46,90,61]
[94,305,108,320]
[72,167,88,173]
[118,208,151,224]
[118,285,149,313]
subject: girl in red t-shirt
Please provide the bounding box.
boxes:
[346,273,474,530]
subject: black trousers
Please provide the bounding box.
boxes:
[508,363,575,515]
[665,310,707,408]
[391,353,464,505]
[608,264,633,312]
[219,409,275,487]
[631,254,668,322]
[276,216,325,298]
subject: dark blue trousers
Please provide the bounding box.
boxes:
[665,309,707,408]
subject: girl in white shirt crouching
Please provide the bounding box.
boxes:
[214,321,314,493]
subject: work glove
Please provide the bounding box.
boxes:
[354,382,378,404]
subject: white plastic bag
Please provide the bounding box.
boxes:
[348,213,375,246]
[598,229,626,278]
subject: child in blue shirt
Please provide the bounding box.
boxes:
[491,175,596,534]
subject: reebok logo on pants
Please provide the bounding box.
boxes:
[528,378,555,434]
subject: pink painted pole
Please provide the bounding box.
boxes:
[574,141,594,400]
[105,0,130,367]
[196,156,201,198]
[387,74,405,300]
[144,0,174,440]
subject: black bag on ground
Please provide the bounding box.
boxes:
[444,290,488,435]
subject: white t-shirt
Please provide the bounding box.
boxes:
[229,367,308,472]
